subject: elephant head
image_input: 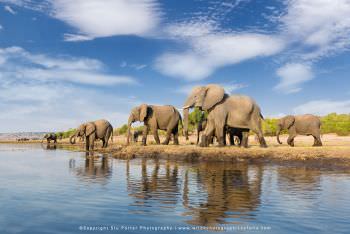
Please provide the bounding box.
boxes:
[127,104,149,145]
[276,115,295,144]
[70,122,96,144]
[182,84,225,139]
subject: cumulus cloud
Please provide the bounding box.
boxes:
[1,0,161,40]
[275,63,314,93]
[293,100,350,116]
[279,0,350,61]
[155,33,285,81]
[52,0,160,40]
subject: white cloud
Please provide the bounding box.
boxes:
[4,5,16,14]
[280,0,350,61]
[63,33,93,42]
[275,63,314,93]
[0,46,136,86]
[293,100,350,116]
[0,46,140,132]
[155,33,285,81]
[52,0,160,39]
[1,0,161,40]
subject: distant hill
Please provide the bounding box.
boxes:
[0,132,48,140]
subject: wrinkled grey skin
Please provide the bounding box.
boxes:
[70,119,113,151]
[42,133,57,144]
[127,104,182,146]
[276,114,322,147]
[183,84,267,148]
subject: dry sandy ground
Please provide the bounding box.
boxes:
[2,134,350,169]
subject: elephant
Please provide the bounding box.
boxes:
[276,114,322,147]
[197,116,249,147]
[183,84,267,148]
[131,129,143,143]
[70,119,113,151]
[42,133,57,144]
[127,104,182,146]
[225,127,250,147]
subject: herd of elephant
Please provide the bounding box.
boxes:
[43,84,323,151]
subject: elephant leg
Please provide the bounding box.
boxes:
[89,135,96,151]
[142,125,149,146]
[163,118,178,145]
[85,136,90,151]
[200,121,215,147]
[241,131,249,148]
[153,129,161,145]
[287,134,296,147]
[173,132,179,145]
[249,119,267,148]
[104,128,111,148]
[229,132,235,146]
[312,135,322,146]
[172,127,179,145]
[101,138,106,148]
[162,130,171,145]
[196,130,200,145]
[214,124,225,147]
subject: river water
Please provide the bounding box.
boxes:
[0,144,349,234]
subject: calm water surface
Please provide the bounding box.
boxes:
[0,144,350,234]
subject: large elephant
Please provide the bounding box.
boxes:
[70,119,113,151]
[42,133,57,144]
[276,114,322,147]
[127,104,182,146]
[183,84,267,147]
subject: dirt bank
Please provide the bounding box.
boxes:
[2,134,350,169]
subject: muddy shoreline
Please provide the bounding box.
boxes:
[2,139,350,170]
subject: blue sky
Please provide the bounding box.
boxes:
[0,0,350,132]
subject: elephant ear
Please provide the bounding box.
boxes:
[201,84,225,110]
[85,122,96,136]
[139,104,148,121]
[284,115,295,129]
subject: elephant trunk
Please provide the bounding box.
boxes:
[70,133,77,144]
[126,116,133,145]
[183,108,189,140]
[276,126,282,144]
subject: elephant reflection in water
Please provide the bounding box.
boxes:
[125,159,263,225]
[182,163,263,226]
[69,154,112,184]
[126,159,180,208]
[277,167,321,195]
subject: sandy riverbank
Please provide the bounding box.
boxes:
[2,134,350,169]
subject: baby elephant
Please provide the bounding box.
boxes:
[70,119,113,151]
[276,114,322,147]
[42,133,57,144]
[131,129,143,143]
[127,104,182,146]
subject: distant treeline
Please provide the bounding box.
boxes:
[59,112,350,138]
